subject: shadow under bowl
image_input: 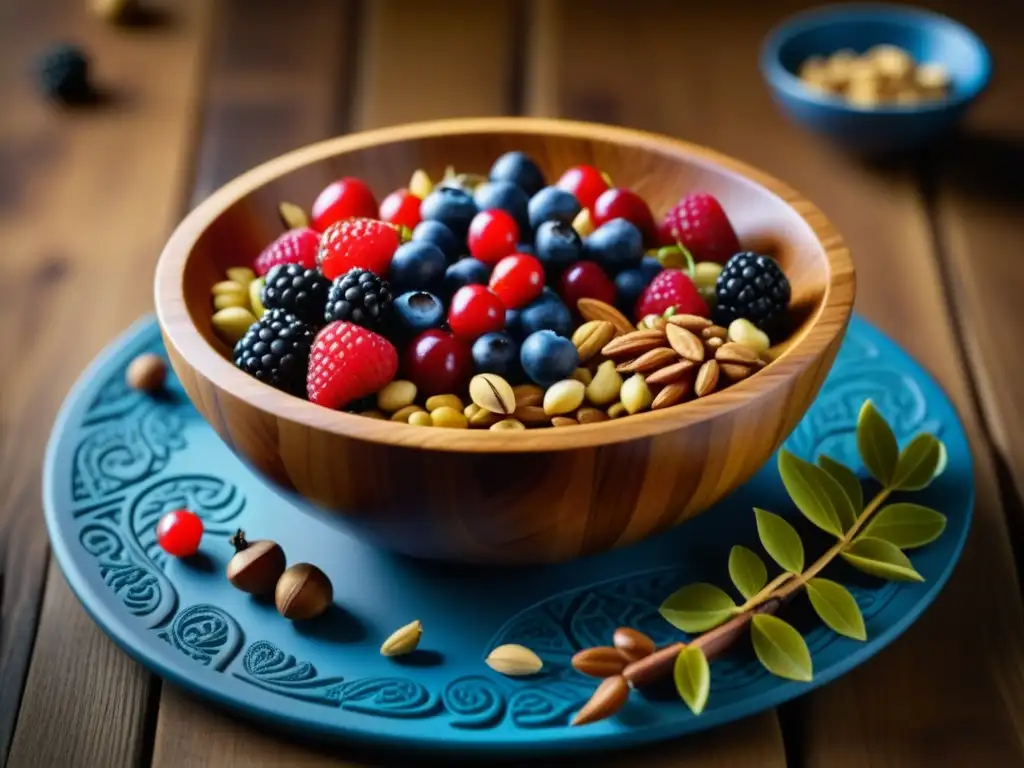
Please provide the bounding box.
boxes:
[155,117,854,565]
[761,3,992,155]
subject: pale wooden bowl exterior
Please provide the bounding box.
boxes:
[155,118,854,565]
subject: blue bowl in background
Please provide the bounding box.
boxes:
[760,4,991,154]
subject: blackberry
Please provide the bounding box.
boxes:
[261,264,329,324]
[714,252,791,335]
[233,309,315,396]
[36,44,92,104]
[324,268,393,328]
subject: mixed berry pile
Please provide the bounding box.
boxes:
[210,151,792,429]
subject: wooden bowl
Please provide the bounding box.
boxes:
[155,118,854,565]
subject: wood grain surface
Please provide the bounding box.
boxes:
[2,0,1023,765]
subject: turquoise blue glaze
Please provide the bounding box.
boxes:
[44,315,972,758]
[761,3,991,153]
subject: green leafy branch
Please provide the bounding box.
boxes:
[658,400,947,716]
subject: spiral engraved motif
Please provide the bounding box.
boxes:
[442,676,506,729]
[158,604,242,671]
[337,678,438,718]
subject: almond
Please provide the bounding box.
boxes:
[572,675,630,726]
[716,342,765,368]
[601,329,668,359]
[646,360,696,385]
[577,298,634,336]
[721,362,756,382]
[380,620,422,657]
[551,416,579,427]
[616,347,678,374]
[665,324,705,363]
[613,627,656,663]
[513,384,544,408]
[695,359,720,397]
[652,381,692,409]
[513,404,550,426]
[666,313,713,332]
[637,314,668,331]
[572,320,616,363]
[572,647,628,678]
[702,324,728,341]
[576,406,609,424]
[486,644,543,676]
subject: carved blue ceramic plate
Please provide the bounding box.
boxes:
[44,315,972,758]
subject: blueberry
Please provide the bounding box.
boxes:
[474,180,531,237]
[420,186,477,241]
[516,243,535,256]
[472,331,521,379]
[520,330,579,387]
[528,186,581,231]
[582,218,643,274]
[392,291,445,336]
[518,292,573,339]
[639,255,663,283]
[534,220,582,271]
[412,220,461,262]
[443,257,491,299]
[505,308,522,337]
[614,269,645,315]
[388,241,447,295]
[489,151,545,197]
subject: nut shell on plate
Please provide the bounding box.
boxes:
[155,117,853,565]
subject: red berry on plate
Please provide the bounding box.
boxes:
[593,188,658,247]
[156,509,203,558]
[658,192,741,264]
[489,253,544,310]
[317,218,400,280]
[404,329,473,396]
[307,321,398,409]
[379,188,422,230]
[467,209,519,265]
[253,227,319,276]
[311,177,379,232]
[635,269,709,320]
[559,261,616,308]
[555,165,609,211]
[447,284,505,340]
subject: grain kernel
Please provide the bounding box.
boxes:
[212,279,246,295]
[620,374,652,414]
[431,406,469,428]
[572,207,595,238]
[226,267,256,286]
[544,379,586,415]
[391,405,425,423]
[377,380,417,412]
[727,319,770,355]
[212,307,257,344]
[586,360,623,406]
[213,291,249,311]
[466,403,502,427]
[425,394,463,412]
[571,367,593,386]
[407,411,433,427]
[607,402,627,419]
[409,169,433,199]
[490,418,525,431]
[278,201,309,230]
[249,278,266,318]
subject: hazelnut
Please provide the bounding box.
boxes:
[275,563,333,620]
[226,530,285,596]
[126,353,166,393]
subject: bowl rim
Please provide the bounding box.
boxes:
[759,2,993,115]
[155,116,854,454]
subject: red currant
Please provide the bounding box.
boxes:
[555,165,609,211]
[467,209,519,265]
[489,253,544,310]
[447,285,506,340]
[559,261,616,308]
[379,188,422,230]
[593,188,658,247]
[311,178,379,232]
[156,509,203,558]
[404,329,473,396]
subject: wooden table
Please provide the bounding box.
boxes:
[3,0,1023,765]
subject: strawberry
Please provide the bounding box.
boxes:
[253,227,319,276]
[658,192,740,264]
[635,269,709,321]
[317,218,400,280]
[307,321,398,409]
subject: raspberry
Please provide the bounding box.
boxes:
[307,321,399,410]
[659,193,740,264]
[635,269,709,321]
[317,218,400,280]
[253,228,319,276]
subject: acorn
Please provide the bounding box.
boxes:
[275,563,332,620]
[226,529,285,596]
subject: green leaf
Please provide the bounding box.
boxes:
[806,578,867,641]
[933,440,948,478]
[841,537,924,582]
[674,646,711,715]
[861,502,947,549]
[728,545,768,601]
[857,401,898,486]
[778,450,856,537]
[754,508,805,574]
[660,583,738,633]
[891,434,942,491]
[750,614,813,682]
[818,454,863,517]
